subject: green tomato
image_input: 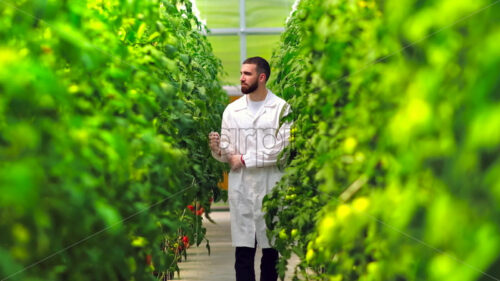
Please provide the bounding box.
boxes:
[343,137,358,154]
[367,262,379,274]
[279,229,288,240]
[131,236,147,247]
[306,249,315,263]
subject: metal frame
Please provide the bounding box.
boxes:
[202,0,285,97]
[239,0,247,65]
[205,0,285,64]
[208,27,286,36]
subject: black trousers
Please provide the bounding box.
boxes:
[235,245,279,281]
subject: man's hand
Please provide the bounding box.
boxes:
[209,131,220,155]
[229,154,244,171]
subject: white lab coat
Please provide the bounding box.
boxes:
[212,90,291,248]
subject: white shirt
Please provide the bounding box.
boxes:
[246,96,265,116]
[212,90,291,248]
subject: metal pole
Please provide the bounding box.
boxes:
[239,0,246,64]
[207,27,285,36]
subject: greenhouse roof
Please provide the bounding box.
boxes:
[194,0,296,84]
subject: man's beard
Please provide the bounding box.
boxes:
[241,81,258,94]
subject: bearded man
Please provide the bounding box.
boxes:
[209,57,291,281]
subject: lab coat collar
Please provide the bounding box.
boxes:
[233,89,278,112]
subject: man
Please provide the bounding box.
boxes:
[209,57,291,281]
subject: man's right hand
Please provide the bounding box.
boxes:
[209,131,220,155]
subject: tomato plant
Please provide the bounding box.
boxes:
[266,0,500,280]
[0,0,226,280]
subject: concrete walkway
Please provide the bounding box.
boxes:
[174,211,299,281]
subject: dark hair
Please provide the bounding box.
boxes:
[243,56,271,81]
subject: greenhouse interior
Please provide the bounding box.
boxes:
[1,0,499,281]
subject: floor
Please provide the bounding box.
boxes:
[174,211,300,281]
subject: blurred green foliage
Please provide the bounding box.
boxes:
[0,0,227,280]
[265,0,500,280]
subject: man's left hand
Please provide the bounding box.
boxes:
[229,155,244,170]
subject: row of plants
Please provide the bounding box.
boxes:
[265,0,500,280]
[0,0,226,280]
